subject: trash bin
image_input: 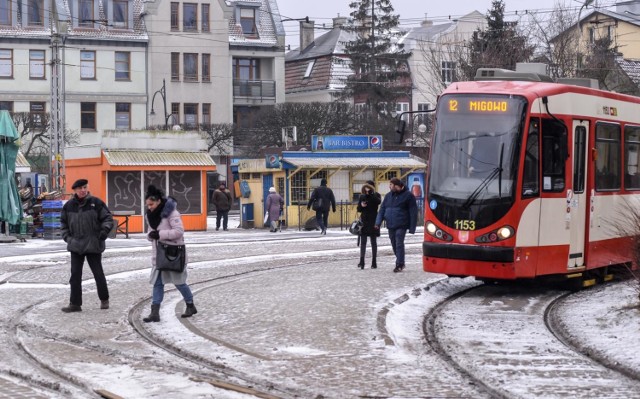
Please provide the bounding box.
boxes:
[241,203,254,229]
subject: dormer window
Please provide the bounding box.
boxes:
[79,0,94,27]
[304,60,315,78]
[28,0,44,26]
[0,0,11,26]
[113,0,128,28]
[240,8,257,37]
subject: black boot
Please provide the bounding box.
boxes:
[143,304,160,322]
[181,303,198,318]
[371,258,377,269]
[61,303,82,313]
[357,257,365,269]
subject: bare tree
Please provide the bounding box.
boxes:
[200,123,234,155]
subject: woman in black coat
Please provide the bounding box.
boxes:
[356,181,381,269]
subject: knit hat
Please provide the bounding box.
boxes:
[71,179,88,189]
[269,187,276,193]
[321,178,327,186]
[389,177,404,187]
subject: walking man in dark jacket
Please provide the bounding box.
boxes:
[60,179,114,312]
[212,182,233,231]
[375,177,418,272]
[307,178,336,235]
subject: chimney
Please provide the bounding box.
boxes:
[300,20,315,51]
[333,15,348,28]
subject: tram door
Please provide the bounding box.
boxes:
[568,121,589,268]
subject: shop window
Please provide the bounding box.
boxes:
[169,171,201,214]
[240,173,251,180]
[291,171,308,203]
[625,125,640,190]
[595,122,620,191]
[107,171,142,213]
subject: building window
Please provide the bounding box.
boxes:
[171,103,180,125]
[0,49,12,78]
[184,53,198,81]
[115,51,130,80]
[171,52,180,81]
[0,101,13,111]
[202,53,210,82]
[184,103,198,128]
[240,8,257,36]
[202,103,211,124]
[80,50,96,79]
[417,103,431,126]
[395,102,409,123]
[81,102,97,131]
[115,103,130,130]
[29,50,45,79]
[233,58,260,80]
[589,27,595,44]
[304,60,315,78]
[0,0,11,26]
[170,2,179,30]
[79,0,95,28]
[28,0,44,26]
[113,0,128,28]
[201,4,210,32]
[183,3,197,31]
[441,61,456,84]
[30,102,45,127]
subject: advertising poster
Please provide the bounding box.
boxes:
[311,135,383,151]
[407,172,425,200]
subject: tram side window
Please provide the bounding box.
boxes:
[522,118,539,197]
[541,119,566,192]
[624,126,640,190]
[573,125,587,194]
[595,123,621,191]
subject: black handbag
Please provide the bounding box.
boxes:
[156,242,186,272]
[312,198,323,211]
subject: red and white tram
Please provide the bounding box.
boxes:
[423,68,640,285]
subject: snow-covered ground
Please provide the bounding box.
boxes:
[1,215,639,398]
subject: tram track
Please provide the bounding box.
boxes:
[424,282,640,398]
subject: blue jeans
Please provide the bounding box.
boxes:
[152,274,193,305]
[388,228,407,266]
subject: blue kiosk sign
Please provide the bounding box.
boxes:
[311,135,383,151]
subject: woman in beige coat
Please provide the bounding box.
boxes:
[142,185,197,322]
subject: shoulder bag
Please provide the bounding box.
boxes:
[312,198,323,211]
[156,242,186,272]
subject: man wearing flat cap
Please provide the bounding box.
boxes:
[60,179,114,313]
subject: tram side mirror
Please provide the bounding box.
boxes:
[395,120,406,144]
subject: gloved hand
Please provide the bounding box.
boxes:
[148,230,160,240]
[99,231,108,240]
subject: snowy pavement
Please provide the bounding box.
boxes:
[1,215,640,398]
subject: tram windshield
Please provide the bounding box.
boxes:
[428,94,527,227]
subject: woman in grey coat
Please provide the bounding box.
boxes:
[142,185,197,322]
[265,186,283,232]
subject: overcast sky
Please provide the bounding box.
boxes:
[276,0,621,48]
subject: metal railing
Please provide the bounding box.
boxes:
[233,79,276,99]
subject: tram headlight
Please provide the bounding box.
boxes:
[497,226,513,239]
[426,222,437,234]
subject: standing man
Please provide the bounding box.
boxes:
[306,178,336,235]
[60,179,113,312]
[213,182,232,231]
[375,177,417,272]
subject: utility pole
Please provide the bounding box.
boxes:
[50,1,68,193]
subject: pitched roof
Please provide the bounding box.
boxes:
[617,57,640,87]
[104,151,216,167]
[227,0,284,48]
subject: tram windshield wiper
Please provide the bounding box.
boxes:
[463,143,504,209]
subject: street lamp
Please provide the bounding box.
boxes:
[150,79,172,130]
[392,108,436,144]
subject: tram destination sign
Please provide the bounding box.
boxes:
[442,95,522,115]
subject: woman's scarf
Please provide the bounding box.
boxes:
[146,199,165,230]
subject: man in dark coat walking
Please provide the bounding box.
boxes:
[60,179,114,312]
[212,182,233,231]
[375,177,417,272]
[307,178,336,235]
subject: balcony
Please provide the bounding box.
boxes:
[233,79,276,105]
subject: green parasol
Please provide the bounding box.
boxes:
[0,110,22,225]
